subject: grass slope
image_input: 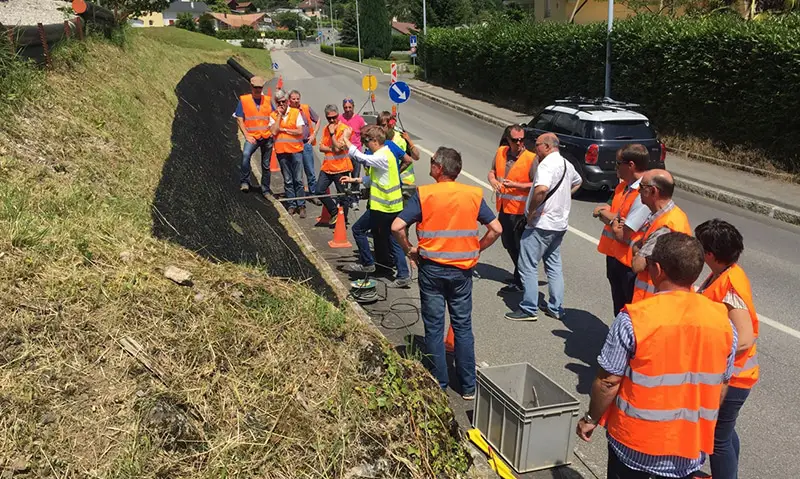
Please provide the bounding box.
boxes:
[0,28,471,478]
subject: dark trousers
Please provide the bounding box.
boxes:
[711,386,751,479]
[419,260,475,393]
[606,256,636,316]
[316,170,351,219]
[351,209,409,279]
[240,137,273,193]
[498,211,524,286]
[607,445,698,479]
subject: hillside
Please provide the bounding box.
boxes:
[0,28,471,478]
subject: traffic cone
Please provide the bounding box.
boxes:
[444,325,455,353]
[276,75,283,89]
[266,86,272,97]
[269,149,280,172]
[316,188,331,224]
[328,206,352,248]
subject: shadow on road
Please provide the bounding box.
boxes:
[150,63,336,302]
[552,308,609,395]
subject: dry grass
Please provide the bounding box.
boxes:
[0,29,471,478]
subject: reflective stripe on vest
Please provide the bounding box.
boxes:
[368,146,403,213]
[493,147,535,215]
[400,165,416,185]
[240,94,273,140]
[632,203,691,302]
[417,182,483,270]
[699,264,760,389]
[274,108,304,154]
[597,181,642,267]
[604,291,733,458]
[321,122,353,173]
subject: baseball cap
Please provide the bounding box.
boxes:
[250,76,265,88]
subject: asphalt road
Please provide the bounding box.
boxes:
[273,48,800,478]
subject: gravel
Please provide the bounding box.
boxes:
[0,0,72,27]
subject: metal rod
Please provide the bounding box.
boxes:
[355,0,362,63]
[275,191,355,202]
[604,0,614,99]
[37,23,50,67]
[330,0,336,57]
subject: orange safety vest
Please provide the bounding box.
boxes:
[240,94,273,140]
[603,291,733,459]
[274,108,304,154]
[299,104,316,145]
[493,147,536,215]
[417,181,483,270]
[700,264,760,390]
[632,203,691,302]
[597,180,643,267]
[321,122,353,174]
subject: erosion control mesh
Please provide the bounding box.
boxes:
[151,63,334,301]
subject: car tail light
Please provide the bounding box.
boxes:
[660,142,667,164]
[585,144,599,165]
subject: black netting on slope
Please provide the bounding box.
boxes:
[151,63,335,303]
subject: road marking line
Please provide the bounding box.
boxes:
[415,145,799,340]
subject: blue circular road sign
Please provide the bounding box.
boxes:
[388,81,411,104]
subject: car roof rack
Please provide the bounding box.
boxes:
[554,96,641,110]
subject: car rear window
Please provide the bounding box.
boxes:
[587,120,656,140]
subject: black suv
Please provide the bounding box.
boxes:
[519,98,666,192]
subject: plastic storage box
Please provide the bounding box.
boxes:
[472,362,580,474]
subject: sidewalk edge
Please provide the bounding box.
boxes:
[410,84,800,227]
[307,49,386,75]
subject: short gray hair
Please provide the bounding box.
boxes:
[289,89,301,98]
[432,147,462,179]
[324,104,339,114]
[273,89,288,101]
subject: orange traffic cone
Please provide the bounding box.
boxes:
[269,149,280,172]
[266,86,272,97]
[328,206,352,248]
[316,188,331,224]
[444,325,455,353]
[276,75,284,89]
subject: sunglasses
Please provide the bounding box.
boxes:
[343,99,354,105]
[276,100,287,104]
[326,115,338,121]
[509,137,524,144]
[252,86,263,90]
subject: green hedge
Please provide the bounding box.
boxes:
[420,14,800,172]
[392,34,411,51]
[216,28,297,40]
[321,43,363,62]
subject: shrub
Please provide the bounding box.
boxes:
[241,38,262,49]
[392,34,412,51]
[421,14,800,172]
[199,14,216,36]
[321,43,362,62]
[216,28,296,40]
[175,12,196,31]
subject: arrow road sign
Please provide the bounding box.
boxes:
[272,62,279,70]
[388,81,411,104]
[409,35,417,48]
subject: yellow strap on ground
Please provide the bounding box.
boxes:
[467,429,517,479]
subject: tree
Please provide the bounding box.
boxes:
[359,0,391,58]
[339,3,359,46]
[176,12,197,31]
[275,11,302,30]
[208,0,232,13]
[409,0,473,28]
[199,14,216,35]
[100,0,171,20]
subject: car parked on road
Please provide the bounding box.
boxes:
[516,98,666,192]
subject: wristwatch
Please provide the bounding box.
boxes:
[581,412,597,425]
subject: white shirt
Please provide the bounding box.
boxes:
[282,107,305,128]
[525,151,582,231]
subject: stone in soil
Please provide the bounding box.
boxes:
[0,0,71,27]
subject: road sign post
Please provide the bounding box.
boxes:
[390,62,397,84]
[388,81,411,104]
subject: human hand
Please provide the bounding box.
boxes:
[245,134,256,144]
[340,176,360,184]
[501,178,517,189]
[400,131,411,142]
[490,179,502,192]
[576,419,597,442]
[593,205,609,218]
[406,246,420,266]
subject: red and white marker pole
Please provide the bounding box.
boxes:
[390,62,397,84]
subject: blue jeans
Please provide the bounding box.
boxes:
[419,260,475,393]
[518,228,566,316]
[316,170,351,218]
[240,137,273,193]
[302,142,317,193]
[711,386,751,479]
[277,152,305,209]
[351,209,409,279]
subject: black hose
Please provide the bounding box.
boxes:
[78,2,116,24]
[227,57,253,81]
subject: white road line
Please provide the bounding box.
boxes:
[415,144,799,340]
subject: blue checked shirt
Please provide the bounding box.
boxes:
[597,308,738,478]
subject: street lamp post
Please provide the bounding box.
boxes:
[355,0,362,63]
[604,0,613,99]
[422,0,427,35]
[330,0,336,57]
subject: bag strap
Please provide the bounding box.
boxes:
[542,159,568,205]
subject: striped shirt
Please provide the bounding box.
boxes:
[598,307,738,478]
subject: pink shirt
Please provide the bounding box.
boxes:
[340,113,366,150]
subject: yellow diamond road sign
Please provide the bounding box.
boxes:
[361,74,377,92]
